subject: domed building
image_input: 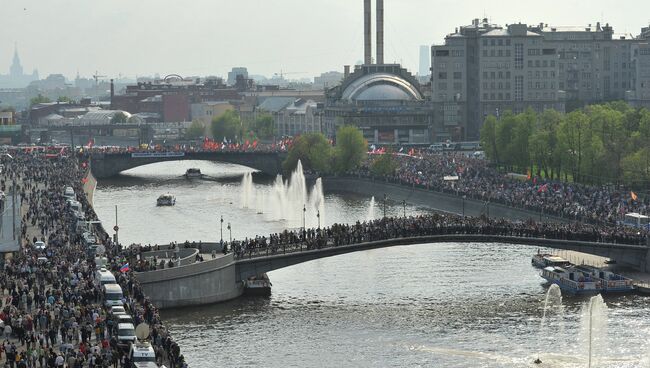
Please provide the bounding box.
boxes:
[323,0,433,145]
[325,64,431,145]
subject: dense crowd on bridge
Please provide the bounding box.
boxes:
[0,150,186,368]
[357,151,650,226]
[230,212,648,260]
[85,137,294,155]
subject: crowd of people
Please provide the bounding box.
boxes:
[0,150,186,368]
[357,151,650,225]
[231,212,648,260]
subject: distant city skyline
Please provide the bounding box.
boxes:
[1,0,649,82]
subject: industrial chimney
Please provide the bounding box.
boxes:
[110,79,114,109]
[364,0,372,65]
[376,0,384,64]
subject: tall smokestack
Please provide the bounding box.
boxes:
[376,0,384,64]
[364,0,372,65]
[110,79,114,109]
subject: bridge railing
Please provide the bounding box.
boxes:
[230,225,649,261]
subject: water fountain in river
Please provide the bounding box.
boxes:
[582,294,608,368]
[366,196,376,221]
[240,172,254,209]
[536,284,563,364]
[242,161,325,229]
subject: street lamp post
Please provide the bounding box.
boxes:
[462,195,466,217]
[402,200,406,218]
[383,193,387,218]
[220,216,224,243]
[303,204,306,233]
[317,209,321,229]
[228,222,232,243]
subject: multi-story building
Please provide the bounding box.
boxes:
[529,23,636,107]
[111,77,240,122]
[629,41,650,108]
[0,111,15,125]
[432,19,648,141]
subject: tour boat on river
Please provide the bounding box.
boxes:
[531,252,570,268]
[184,168,202,179]
[574,265,635,293]
[156,194,176,206]
[540,266,601,295]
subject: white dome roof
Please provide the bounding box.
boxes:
[342,73,422,102]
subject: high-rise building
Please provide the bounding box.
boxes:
[431,19,650,141]
[0,45,39,88]
[227,67,249,86]
[419,45,431,77]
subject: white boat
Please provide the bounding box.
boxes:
[540,266,601,296]
[532,252,570,268]
[157,194,176,206]
[185,168,202,179]
[574,265,635,293]
[243,274,272,296]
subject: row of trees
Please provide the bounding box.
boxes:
[480,102,650,187]
[185,111,277,141]
[283,125,366,175]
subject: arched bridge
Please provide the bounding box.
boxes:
[134,234,650,309]
[90,151,286,178]
[234,234,650,282]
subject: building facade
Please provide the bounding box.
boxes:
[432,19,650,141]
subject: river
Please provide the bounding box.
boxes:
[93,161,650,368]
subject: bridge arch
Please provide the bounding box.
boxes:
[90,151,286,178]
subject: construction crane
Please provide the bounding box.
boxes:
[273,70,307,79]
[92,71,106,86]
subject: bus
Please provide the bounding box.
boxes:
[621,213,650,229]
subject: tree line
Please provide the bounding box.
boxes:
[480,102,650,187]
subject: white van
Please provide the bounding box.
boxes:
[96,270,117,287]
[103,284,124,307]
[64,187,75,199]
[129,342,156,365]
[117,323,137,343]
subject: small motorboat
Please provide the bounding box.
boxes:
[157,193,176,206]
[185,168,202,179]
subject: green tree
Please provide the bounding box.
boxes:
[283,133,332,173]
[370,150,398,177]
[253,113,275,140]
[333,125,367,174]
[57,96,72,103]
[211,110,242,141]
[185,121,205,139]
[110,112,128,124]
[480,115,499,164]
[30,94,51,106]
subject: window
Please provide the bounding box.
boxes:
[483,50,488,57]
[506,93,511,100]
[528,60,533,67]
[498,71,503,79]
[505,82,511,89]
[506,50,511,57]
[490,50,496,57]
[491,72,496,79]
[438,72,447,79]
[453,72,462,79]
[514,44,524,70]
[483,93,488,100]
[498,50,503,57]
[483,72,488,79]
[498,39,503,46]
[482,82,488,89]
[483,39,488,46]
[528,49,540,56]
[506,71,511,78]
[498,82,503,89]
[490,39,496,46]
[490,93,496,100]
[498,93,503,100]
[453,82,462,90]
[535,60,540,67]
[438,63,447,69]
[550,60,556,67]
[438,82,447,90]
[506,39,511,46]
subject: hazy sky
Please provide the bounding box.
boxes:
[1,0,649,81]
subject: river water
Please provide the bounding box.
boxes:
[94,161,650,368]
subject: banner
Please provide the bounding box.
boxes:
[131,152,185,158]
